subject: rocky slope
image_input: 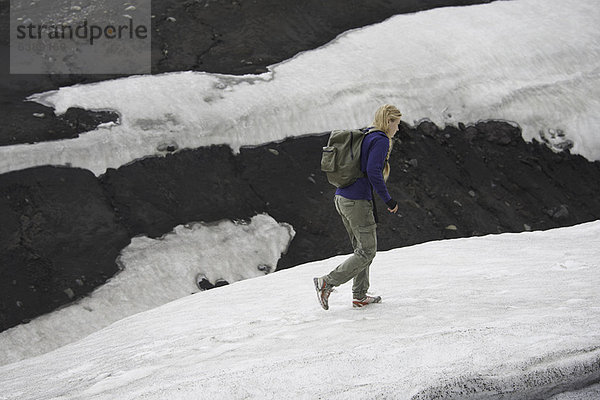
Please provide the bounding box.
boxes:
[2,119,600,332]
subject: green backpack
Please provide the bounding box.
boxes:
[321,127,372,188]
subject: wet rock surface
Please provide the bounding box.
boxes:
[0,106,119,146]
[0,167,130,330]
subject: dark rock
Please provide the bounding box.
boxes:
[548,205,570,220]
[554,139,575,152]
[257,265,271,273]
[417,121,439,138]
[59,108,119,134]
[196,276,214,291]
[196,275,230,291]
[0,167,130,331]
[63,288,75,300]
[214,279,229,288]
[157,142,179,153]
[476,121,521,145]
[0,102,120,146]
[99,146,262,238]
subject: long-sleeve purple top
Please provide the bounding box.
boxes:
[335,130,395,207]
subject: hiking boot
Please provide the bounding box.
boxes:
[314,277,334,310]
[352,295,382,308]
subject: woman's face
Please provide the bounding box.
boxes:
[387,118,401,137]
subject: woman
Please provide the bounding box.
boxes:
[314,104,401,310]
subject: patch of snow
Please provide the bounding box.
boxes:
[1,0,598,175]
[0,214,294,366]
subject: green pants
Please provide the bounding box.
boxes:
[325,195,377,299]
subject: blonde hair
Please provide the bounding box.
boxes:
[372,104,402,136]
[372,104,402,181]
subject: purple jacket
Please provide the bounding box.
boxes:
[335,130,397,209]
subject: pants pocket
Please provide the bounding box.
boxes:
[354,200,375,227]
[357,223,377,259]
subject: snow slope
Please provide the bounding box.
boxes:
[1,0,599,176]
[1,221,599,399]
[0,214,294,366]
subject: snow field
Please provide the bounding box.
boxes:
[0,221,598,399]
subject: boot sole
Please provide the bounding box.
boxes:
[313,278,329,310]
[352,296,382,308]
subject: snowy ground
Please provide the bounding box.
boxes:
[0,214,294,366]
[0,221,598,399]
[1,0,599,175]
[2,0,599,397]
